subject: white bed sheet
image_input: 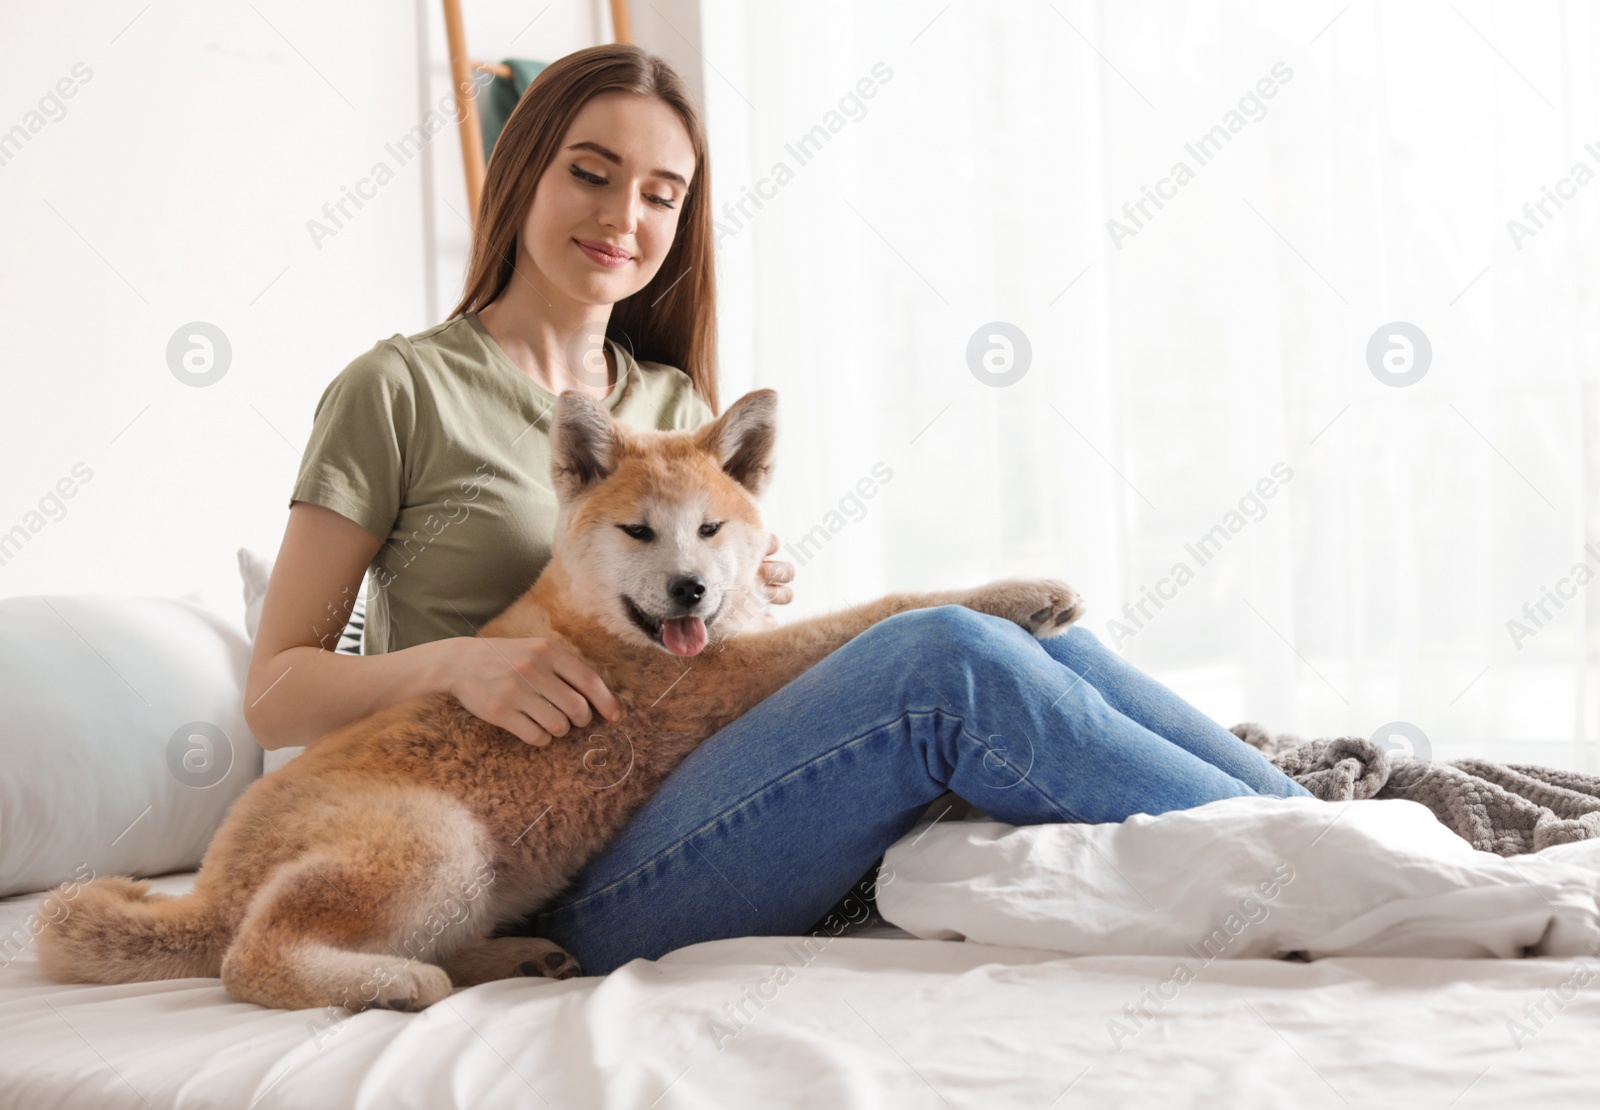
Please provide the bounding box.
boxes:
[6,824,1600,1106]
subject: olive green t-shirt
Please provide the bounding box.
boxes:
[289,311,714,654]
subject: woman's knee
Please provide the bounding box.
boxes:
[868,604,1033,669]
[876,603,1011,637]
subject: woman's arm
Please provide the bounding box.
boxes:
[243,502,448,750]
[244,502,623,750]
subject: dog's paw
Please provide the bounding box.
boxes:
[361,962,453,1012]
[966,577,1084,638]
[440,935,583,987]
[517,944,583,981]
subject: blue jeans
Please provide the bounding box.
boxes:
[516,605,1312,975]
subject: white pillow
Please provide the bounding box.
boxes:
[238,546,272,642]
[0,594,263,899]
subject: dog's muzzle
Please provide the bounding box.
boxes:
[623,594,724,657]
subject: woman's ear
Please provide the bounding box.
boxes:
[549,390,621,502]
[695,389,778,497]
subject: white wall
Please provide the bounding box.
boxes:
[0,0,704,622]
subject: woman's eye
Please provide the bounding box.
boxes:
[571,163,676,210]
[619,524,655,542]
[699,522,721,538]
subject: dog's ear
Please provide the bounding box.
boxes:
[694,389,777,498]
[549,390,621,501]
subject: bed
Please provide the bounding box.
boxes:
[6,586,1600,1106]
[9,795,1600,1107]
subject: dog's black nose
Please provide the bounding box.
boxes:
[667,574,706,608]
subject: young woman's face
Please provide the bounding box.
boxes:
[520,91,696,307]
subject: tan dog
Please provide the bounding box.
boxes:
[35,388,1084,1011]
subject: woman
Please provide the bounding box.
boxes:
[245,43,1312,979]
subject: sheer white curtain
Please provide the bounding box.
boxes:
[698,0,1600,768]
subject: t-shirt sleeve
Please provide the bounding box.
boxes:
[288,341,416,542]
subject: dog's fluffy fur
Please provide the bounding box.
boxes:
[35,388,1083,1011]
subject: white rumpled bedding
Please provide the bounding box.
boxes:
[877,796,1600,959]
[6,796,1600,1107]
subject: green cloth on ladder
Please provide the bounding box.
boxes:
[478,59,549,163]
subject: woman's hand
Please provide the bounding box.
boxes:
[757,533,795,628]
[429,636,622,748]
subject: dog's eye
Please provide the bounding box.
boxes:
[699,522,722,538]
[619,524,654,542]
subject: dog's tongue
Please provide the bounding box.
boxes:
[662,616,708,657]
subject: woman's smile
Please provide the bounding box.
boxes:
[574,238,633,269]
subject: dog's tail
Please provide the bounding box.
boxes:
[34,875,228,984]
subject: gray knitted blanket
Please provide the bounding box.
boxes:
[1229,722,1600,856]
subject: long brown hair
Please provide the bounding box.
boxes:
[450,44,719,415]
